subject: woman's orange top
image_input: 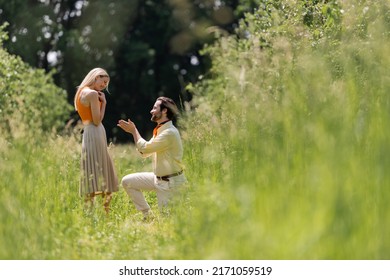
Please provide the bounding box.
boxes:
[76,92,101,123]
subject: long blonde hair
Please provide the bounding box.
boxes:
[74,67,110,111]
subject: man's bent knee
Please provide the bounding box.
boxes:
[121,174,135,190]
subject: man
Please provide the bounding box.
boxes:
[117,97,186,219]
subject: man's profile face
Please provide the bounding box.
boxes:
[150,100,163,122]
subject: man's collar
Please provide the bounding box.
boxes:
[157,120,171,126]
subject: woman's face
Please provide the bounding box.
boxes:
[94,75,109,91]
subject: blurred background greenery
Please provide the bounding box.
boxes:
[1,0,262,140]
[1,0,390,259]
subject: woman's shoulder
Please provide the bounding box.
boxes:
[80,88,98,100]
[79,88,98,107]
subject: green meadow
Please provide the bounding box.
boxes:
[1,0,390,259]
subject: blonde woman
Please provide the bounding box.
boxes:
[74,68,118,213]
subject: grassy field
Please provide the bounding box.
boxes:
[1,0,390,260]
[0,134,187,259]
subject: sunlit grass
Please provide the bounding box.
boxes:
[171,1,390,260]
[1,0,390,260]
[0,135,182,259]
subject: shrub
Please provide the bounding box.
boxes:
[0,22,72,140]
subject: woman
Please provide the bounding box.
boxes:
[74,68,118,213]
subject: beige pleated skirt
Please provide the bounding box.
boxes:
[80,123,118,196]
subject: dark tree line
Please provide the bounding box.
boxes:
[0,0,259,141]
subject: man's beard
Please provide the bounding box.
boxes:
[151,113,162,122]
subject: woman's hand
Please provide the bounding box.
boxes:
[98,91,107,104]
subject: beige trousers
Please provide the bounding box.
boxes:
[121,172,186,213]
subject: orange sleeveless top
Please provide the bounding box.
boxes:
[76,92,101,122]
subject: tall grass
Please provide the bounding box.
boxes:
[1,0,390,259]
[0,132,184,259]
[174,0,390,259]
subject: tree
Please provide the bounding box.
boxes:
[1,0,258,141]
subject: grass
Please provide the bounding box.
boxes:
[3,111,389,259]
[1,0,390,260]
[0,135,180,259]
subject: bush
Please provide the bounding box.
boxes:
[0,22,72,140]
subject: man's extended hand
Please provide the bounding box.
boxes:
[117,119,136,134]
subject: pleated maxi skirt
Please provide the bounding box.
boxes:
[80,123,119,196]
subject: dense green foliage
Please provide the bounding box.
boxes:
[0,23,72,139]
[1,0,390,259]
[0,0,256,140]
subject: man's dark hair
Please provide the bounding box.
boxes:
[157,97,179,120]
